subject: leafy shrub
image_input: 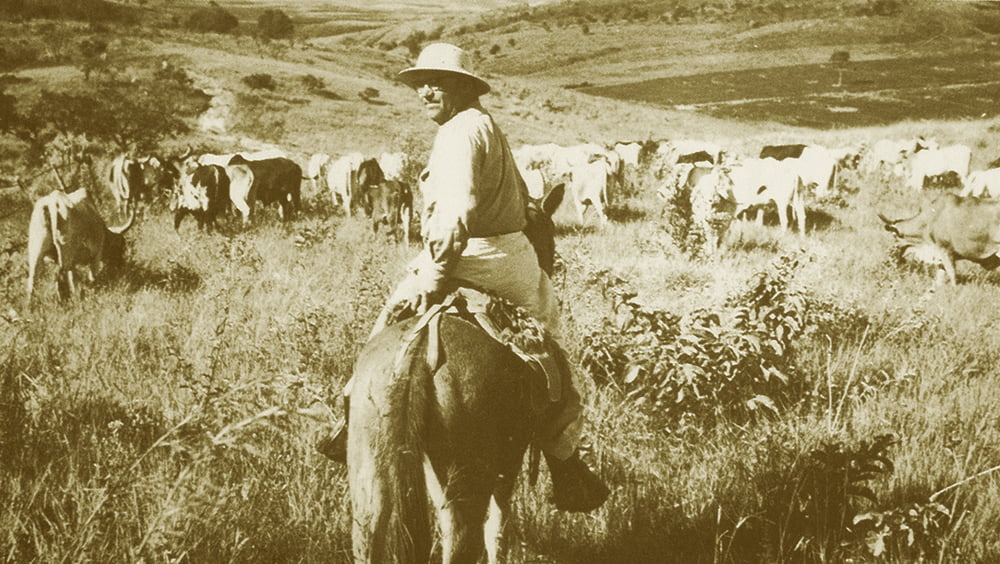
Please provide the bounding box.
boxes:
[580,254,808,431]
[489,44,501,55]
[769,434,898,561]
[185,4,238,34]
[242,73,276,91]
[298,74,325,92]
[399,31,425,57]
[257,9,293,42]
[853,500,952,561]
[0,42,43,71]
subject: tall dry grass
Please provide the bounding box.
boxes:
[6,154,1000,562]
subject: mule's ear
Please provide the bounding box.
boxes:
[541,183,565,217]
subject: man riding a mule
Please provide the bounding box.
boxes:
[318,42,609,513]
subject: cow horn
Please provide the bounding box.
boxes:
[178,146,193,161]
[109,206,135,234]
[876,212,897,225]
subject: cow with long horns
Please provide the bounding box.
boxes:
[26,188,135,301]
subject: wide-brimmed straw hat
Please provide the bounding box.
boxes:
[398,43,490,95]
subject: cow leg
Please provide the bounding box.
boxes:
[58,270,74,300]
[792,189,806,233]
[232,198,251,225]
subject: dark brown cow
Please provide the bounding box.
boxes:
[759,144,807,160]
[880,193,1000,284]
[368,179,412,243]
[355,158,385,218]
[227,155,301,223]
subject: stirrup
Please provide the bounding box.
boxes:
[546,451,610,513]
[315,422,347,464]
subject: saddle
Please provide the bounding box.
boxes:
[384,288,564,403]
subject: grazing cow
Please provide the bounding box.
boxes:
[905,145,972,191]
[355,158,386,217]
[880,193,1000,284]
[865,137,937,176]
[326,152,366,217]
[226,155,301,224]
[788,146,839,199]
[686,165,737,256]
[368,178,413,243]
[173,164,230,231]
[307,153,331,194]
[107,153,146,216]
[675,150,716,165]
[961,168,1000,199]
[653,139,723,172]
[520,166,547,199]
[718,157,805,233]
[27,188,134,301]
[759,144,807,160]
[378,151,409,182]
[613,142,643,169]
[569,156,614,227]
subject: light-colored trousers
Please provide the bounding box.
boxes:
[350,232,583,460]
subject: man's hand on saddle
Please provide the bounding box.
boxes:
[406,274,446,315]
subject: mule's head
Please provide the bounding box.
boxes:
[524,183,564,276]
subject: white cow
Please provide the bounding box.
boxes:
[686,165,737,256]
[905,144,972,191]
[107,153,145,216]
[865,137,937,176]
[719,157,805,233]
[519,165,546,199]
[326,152,366,217]
[307,153,331,194]
[569,156,614,227]
[27,188,134,301]
[961,168,1000,198]
[378,151,409,182]
[788,146,839,199]
[613,142,643,169]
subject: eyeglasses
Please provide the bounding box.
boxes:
[416,83,445,96]
[416,77,458,95]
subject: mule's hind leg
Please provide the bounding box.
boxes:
[425,459,492,564]
[484,485,516,564]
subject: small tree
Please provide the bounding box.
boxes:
[831,50,850,87]
[257,9,294,44]
[77,38,109,81]
[185,3,238,34]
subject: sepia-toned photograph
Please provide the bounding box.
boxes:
[2,0,1000,562]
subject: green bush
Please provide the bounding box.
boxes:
[580,254,808,432]
[242,73,276,90]
[185,4,238,34]
[257,9,293,42]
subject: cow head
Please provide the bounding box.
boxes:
[878,203,932,245]
[103,207,135,269]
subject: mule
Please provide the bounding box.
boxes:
[347,185,565,564]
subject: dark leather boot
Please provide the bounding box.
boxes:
[315,397,349,464]
[545,450,610,512]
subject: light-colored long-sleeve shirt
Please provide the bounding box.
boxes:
[419,103,528,285]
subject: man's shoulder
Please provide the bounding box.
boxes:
[448,106,494,132]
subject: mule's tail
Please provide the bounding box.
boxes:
[369,325,433,564]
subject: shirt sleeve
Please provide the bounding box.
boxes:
[421,119,482,285]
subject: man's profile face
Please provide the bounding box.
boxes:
[416,75,474,125]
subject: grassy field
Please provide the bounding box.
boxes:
[580,50,1000,128]
[4,0,1000,562]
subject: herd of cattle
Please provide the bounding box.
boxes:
[20,133,1000,301]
